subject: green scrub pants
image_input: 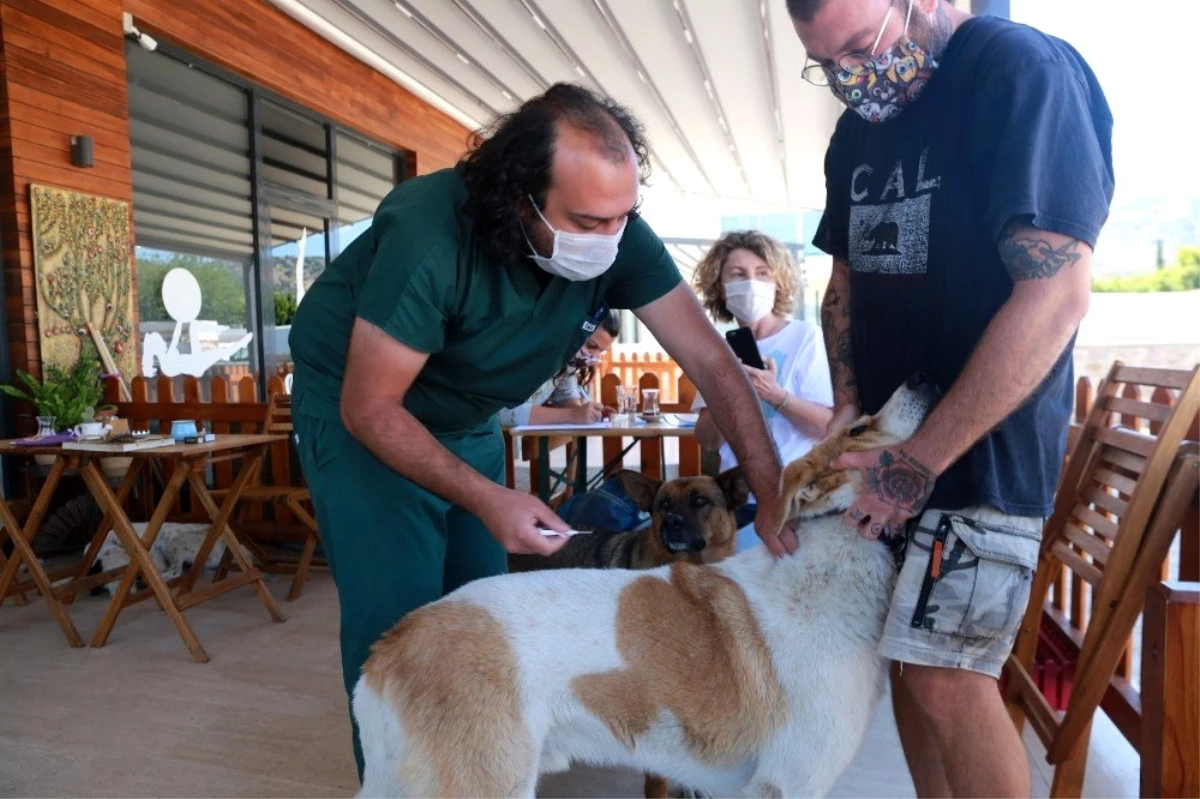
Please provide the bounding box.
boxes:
[291,408,508,781]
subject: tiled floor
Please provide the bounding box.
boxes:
[0,573,1138,797]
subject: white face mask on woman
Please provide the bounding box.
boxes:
[524,196,625,281]
[723,280,776,324]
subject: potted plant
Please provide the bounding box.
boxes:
[0,356,118,468]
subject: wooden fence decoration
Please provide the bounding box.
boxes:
[597,351,682,404]
[102,374,291,525]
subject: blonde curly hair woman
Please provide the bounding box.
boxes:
[691,230,834,547]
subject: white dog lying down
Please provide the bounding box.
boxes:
[352,377,939,798]
[94,523,226,595]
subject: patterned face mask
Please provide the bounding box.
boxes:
[827,0,940,123]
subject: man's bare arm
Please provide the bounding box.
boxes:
[905,222,1091,474]
[821,258,862,433]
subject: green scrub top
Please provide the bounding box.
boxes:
[289,168,681,434]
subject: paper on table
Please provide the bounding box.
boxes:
[511,421,612,432]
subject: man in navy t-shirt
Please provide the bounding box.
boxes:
[787,0,1113,795]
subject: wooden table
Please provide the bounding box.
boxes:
[0,434,287,662]
[509,416,696,502]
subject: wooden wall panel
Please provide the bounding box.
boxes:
[0,0,469,434]
[0,0,132,429]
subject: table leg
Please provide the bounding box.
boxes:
[537,437,550,503]
[60,459,145,605]
[589,439,640,491]
[573,436,588,495]
[0,549,29,605]
[182,448,285,624]
[84,458,209,662]
[0,458,83,646]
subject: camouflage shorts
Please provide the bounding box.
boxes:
[879,505,1043,678]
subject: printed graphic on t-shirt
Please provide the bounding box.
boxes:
[848,194,931,275]
[847,148,941,276]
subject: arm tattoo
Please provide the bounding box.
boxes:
[865,448,935,516]
[821,283,858,403]
[998,232,1083,280]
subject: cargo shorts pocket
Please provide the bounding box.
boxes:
[910,513,1041,640]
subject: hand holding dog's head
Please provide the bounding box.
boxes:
[781,376,938,523]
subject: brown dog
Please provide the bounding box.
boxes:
[508,468,748,574]
[509,468,748,799]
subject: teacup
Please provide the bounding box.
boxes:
[73,421,111,440]
[171,419,199,442]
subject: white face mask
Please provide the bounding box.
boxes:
[723,279,776,324]
[524,196,626,281]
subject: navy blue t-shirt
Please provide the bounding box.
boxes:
[813,16,1114,517]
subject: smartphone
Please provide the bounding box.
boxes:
[725,327,765,370]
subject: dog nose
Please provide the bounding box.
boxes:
[664,514,685,533]
[905,372,931,389]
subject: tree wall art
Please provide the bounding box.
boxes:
[30,184,136,380]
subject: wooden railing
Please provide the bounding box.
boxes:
[101,374,293,527]
[597,350,683,404]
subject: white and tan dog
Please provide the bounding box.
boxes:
[353,376,939,798]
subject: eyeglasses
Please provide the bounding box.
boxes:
[801,0,910,87]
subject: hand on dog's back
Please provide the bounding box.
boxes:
[754,501,799,558]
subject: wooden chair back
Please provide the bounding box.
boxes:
[263,392,294,435]
[1004,363,1200,797]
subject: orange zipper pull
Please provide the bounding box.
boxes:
[930,538,944,579]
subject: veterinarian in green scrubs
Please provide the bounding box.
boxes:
[288,83,791,779]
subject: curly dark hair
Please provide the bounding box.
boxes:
[458,83,651,264]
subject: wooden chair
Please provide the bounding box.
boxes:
[1003,363,1200,797]
[214,391,322,601]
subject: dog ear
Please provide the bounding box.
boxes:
[716,466,751,509]
[780,460,820,519]
[616,470,662,512]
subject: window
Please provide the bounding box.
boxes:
[334,131,400,256]
[126,42,409,397]
[127,42,256,399]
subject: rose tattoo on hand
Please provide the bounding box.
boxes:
[865,448,935,516]
[832,445,938,541]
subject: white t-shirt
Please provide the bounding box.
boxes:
[693,320,833,501]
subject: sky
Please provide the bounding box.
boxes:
[1010,0,1200,202]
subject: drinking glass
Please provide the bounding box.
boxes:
[615,386,637,426]
[640,388,660,419]
[35,416,56,438]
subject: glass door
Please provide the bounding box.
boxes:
[257,200,331,387]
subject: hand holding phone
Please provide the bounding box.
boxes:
[725,327,765,370]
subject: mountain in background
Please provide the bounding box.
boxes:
[1093,194,1200,276]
